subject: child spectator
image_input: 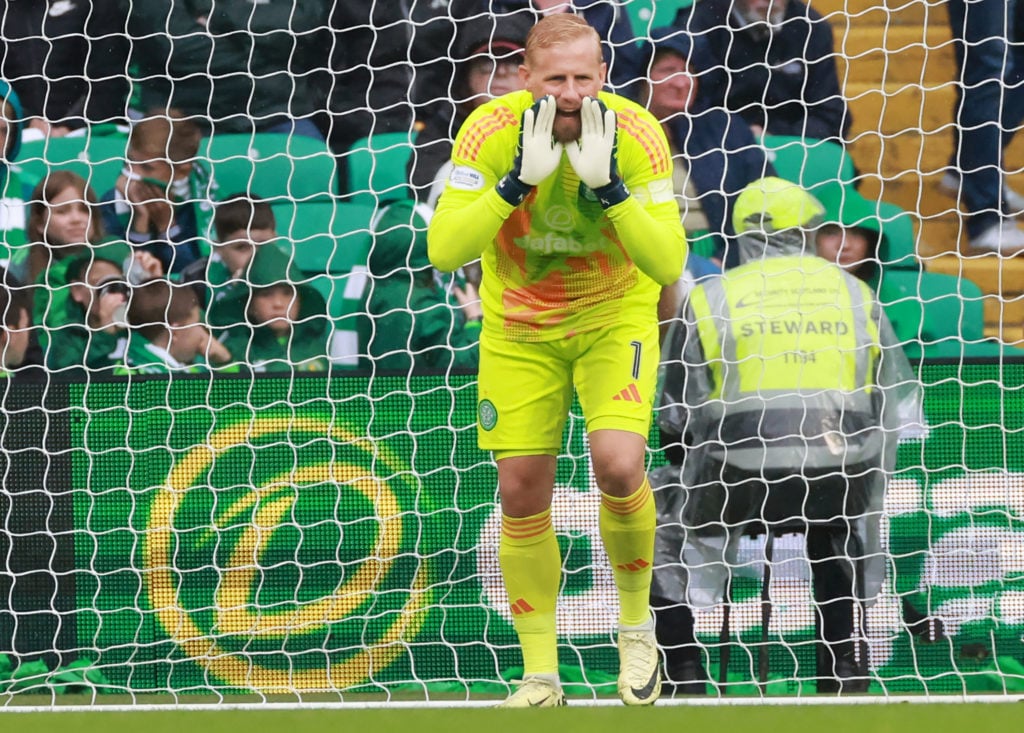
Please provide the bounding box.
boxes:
[100,111,217,275]
[214,244,333,373]
[0,81,27,259]
[14,170,164,370]
[361,200,481,373]
[43,245,133,372]
[815,192,997,359]
[117,279,230,374]
[816,220,880,284]
[180,193,278,310]
[815,192,891,287]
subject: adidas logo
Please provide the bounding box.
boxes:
[510,597,535,616]
[612,383,642,403]
[615,558,650,572]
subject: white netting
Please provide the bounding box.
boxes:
[0,0,1022,706]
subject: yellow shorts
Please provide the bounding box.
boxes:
[476,317,659,455]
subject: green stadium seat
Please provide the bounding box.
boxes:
[876,200,919,270]
[761,134,857,198]
[271,200,374,317]
[271,200,374,274]
[873,268,1021,359]
[270,200,376,368]
[16,134,128,195]
[345,132,415,205]
[626,0,694,36]
[202,133,338,201]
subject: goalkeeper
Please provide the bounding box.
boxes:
[428,13,685,708]
[653,177,920,694]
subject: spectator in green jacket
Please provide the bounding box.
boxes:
[815,212,880,284]
[181,193,278,310]
[117,279,229,374]
[361,200,481,373]
[0,80,26,259]
[99,111,217,275]
[816,191,1009,359]
[215,243,333,373]
[42,243,132,372]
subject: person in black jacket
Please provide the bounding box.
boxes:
[634,27,775,272]
[324,3,418,174]
[127,0,329,137]
[409,13,532,207]
[0,0,130,137]
[678,0,850,143]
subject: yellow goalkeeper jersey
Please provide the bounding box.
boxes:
[430,89,685,342]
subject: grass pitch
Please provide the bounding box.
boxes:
[9,702,1024,733]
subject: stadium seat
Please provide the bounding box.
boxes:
[271,200,374,275]
[202,133,338,201]
[16,134,128,195]
[873,268,1016,359]
[271,200,375,368]
[625,0,695,36]
[761,134,857,198]
[876,200,919,270]
[344,132,415,205]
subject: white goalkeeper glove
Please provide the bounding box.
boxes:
[495,96,563,206]
[565,96,630,208]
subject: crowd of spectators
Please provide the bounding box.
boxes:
[0,0,1008,377]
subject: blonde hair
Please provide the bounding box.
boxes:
[525,14,602,67]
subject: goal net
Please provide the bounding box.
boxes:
[1,0,1023,704]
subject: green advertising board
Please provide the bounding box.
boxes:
[10,362,1021,696]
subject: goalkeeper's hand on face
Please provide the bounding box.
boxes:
[565,96,630,208]
[495,96,564,206]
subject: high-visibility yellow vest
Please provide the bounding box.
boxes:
[685,256,883,471]
[689,256,880,399]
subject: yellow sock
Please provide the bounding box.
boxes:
[600,477,656,627]
[499,509,561,676]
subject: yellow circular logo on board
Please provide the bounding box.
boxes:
[143,416,430,691]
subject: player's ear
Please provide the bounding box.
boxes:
[518,62,530,88]
[598,61,607,87]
